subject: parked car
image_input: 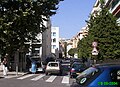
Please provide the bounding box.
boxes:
[45,62,62,75]
[70,58,82,66]
[71,64,120,87]
[70,62,86,78]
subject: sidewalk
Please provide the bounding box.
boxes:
[0,64,28,78]
[0,71,28,78]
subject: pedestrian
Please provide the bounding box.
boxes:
[2,57,8,76]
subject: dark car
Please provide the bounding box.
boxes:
[70,62,86,78]
[71,64,120,87]
[70,58,82,66]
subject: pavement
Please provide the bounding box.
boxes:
[0,71,28,78]
[0,64,28,78]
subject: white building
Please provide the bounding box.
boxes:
[25,18,51,62]
[51,27,60,58]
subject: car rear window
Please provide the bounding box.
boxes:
[48,63,58,67]
[72,64,85,69]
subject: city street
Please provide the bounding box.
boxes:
[0,73,75,87]
[0,59,76,87]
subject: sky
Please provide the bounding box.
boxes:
[51,0,96,39]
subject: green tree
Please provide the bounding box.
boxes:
[78,1,120,60]
[86,5,120,60]
[68,48,77,57]
[77,37,92,59]
[88,8,120,60]
[0,0,63,57]
[64,42,67,57]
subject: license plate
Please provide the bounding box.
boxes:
[37,68,43,71]
[77,73,80,75]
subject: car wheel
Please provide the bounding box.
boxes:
[79,77,87,84]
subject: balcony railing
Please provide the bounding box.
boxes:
[110,0,120,13]
[111,0,120,10]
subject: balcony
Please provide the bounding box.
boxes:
[110,0,120,13]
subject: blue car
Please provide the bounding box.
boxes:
[71,64,120,87]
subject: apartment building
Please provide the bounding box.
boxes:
[59,38,72,58]
[71,26,88,48]
[91,0,120,24]
[51,27,60,58]
[105,0,120,25]
[42,19,51,61]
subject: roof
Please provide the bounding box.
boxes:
[95,63,120,69]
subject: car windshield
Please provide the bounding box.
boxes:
[79,67,98,76]
[49,63,58,67]
[83,67,97,74]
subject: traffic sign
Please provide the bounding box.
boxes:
[92,47,99,55]
[92,42,97,47]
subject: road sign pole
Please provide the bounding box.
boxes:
[92,41,98,65]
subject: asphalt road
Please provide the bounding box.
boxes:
[0,74,74,87]
[0,60,75,87]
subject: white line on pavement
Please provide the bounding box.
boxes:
[31,74,45,81]
[17,74,34,80]
[61,76,69,84]
[45,76,57,82]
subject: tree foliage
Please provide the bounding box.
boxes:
[0,0,63,56]
[78,6,120,60]
[68,48,77,57]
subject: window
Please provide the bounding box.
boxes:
[53,38,56,43]
[49,63,58,67]
[111,0,119,10]
[53,45,56,49]
[53,32,56,36]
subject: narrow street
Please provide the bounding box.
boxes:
[0,60,76,87]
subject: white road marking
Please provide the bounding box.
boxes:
[46,76,57,82]
[4,76,17,79]
[31,74,45,81]
[61,76,69,84]
[17,74,34,80]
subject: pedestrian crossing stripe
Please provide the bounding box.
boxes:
[16,74,70,84]
[31,74,45,81]
[46,75,57,82]
[17,74,34,80]
[61,76,69,84]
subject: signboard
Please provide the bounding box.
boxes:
[92,42,97,47]
[92,47,99,55]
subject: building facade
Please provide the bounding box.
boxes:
[42,19,51,61]
[59,38,72,58]
[51,27,60,58]
[91,0,120,24]
[71,26,88,49]
[105,0,120,25]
